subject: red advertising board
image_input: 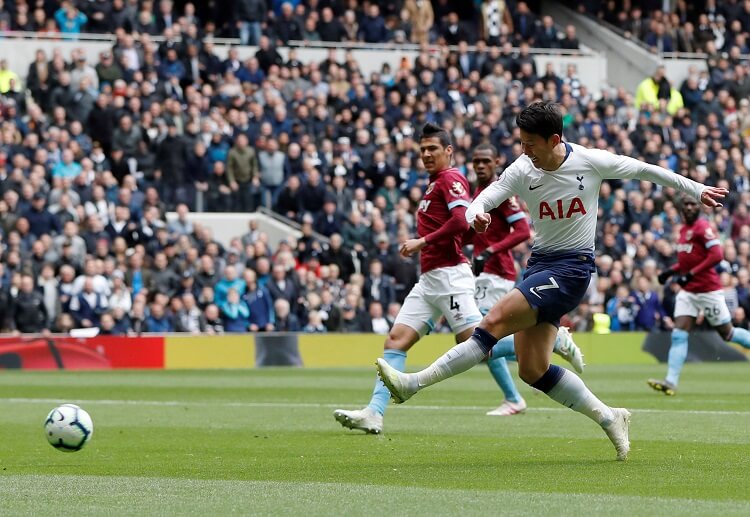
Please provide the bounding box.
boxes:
[0,336,165,370]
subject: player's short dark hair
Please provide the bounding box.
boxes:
[419,122,452,148]
[473,143,498,157]
[516,101,563,140]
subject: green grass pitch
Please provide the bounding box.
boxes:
[1,363,750,516]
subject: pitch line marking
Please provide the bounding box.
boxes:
[1,397,749,416]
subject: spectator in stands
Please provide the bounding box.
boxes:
[235,0,266,45]
[226,133,260,212]
[299,168,327,215]
[203,304,224,334]
[274,298,300,332]
[156,123,189,209]
[606,285,638,331]
[258,138,286,209]
[479,0,511,46]
[206,161,233,212]
[317,289,341,332]
[175,293,204,333]
[314,198,346,237]
[242,269,274,331]
[369,301,390,335]
[405,0,434,45]
[98,312,122,335]
[51,149,82,180]
[635,66,676,113]
[633,276,669,331]
[536,15,559,49]
[26,50,51,109]
[513,2,537,43]
[24,192,60,238]
[69,277,108,328]
[214,265,245,306]
[645,21,675,53]
[149,252,180,299]
[255,35,283,73]
[274,2,303,45]
[363,259,396,309]
[560,24,580,49]
[303,310,326,333]
[359,4,388,43]
[339,301,373,333]
[109,270,132,314]
[220,288,250,332]
[442,11,469,45]
[9,274,48,334]
[144,302,173,333]
[37,264,59,327]
[112,115,142,159]
[54,1,88,36]
[267,263,298,303]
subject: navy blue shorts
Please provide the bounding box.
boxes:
[516,251,595,327]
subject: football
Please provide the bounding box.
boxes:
[44,404,94,452]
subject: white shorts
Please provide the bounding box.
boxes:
[674,289,732,327]
[474,273,516,314]
[394,263,482,336]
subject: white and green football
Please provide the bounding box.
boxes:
[44,404,94,452]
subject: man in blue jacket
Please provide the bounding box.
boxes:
[242,269,275,331]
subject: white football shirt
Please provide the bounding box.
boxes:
[466,142,706,253]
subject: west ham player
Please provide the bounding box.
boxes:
[471,143,585,416]
[649,196,750,395]
[333,123,482,434]
[376,102,727,460]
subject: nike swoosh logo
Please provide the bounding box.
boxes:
[529,184,543,191]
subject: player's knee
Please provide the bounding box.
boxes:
[718,327,733,341]
[384,329,410,351]
[483,305,505,329]
[518,363,546,385]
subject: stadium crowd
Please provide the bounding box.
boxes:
[574,0,750,56]
[0,0,748,336]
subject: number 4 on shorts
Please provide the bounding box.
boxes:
[450,295,460,311]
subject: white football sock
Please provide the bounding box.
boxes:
[546,368,615,426]
[415,337,487,389]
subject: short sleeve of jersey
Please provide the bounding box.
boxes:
[696,220,720,249]
[499,196,526,224]
[439,171,471,211]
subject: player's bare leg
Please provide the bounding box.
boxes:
[334,324,419,434]
[514,323,630,460]
[377,288,631,460]
[715,322,750,350]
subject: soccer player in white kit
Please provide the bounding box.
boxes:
[376,102,727,460]
[333,122,482,434]
[471,143,585,416]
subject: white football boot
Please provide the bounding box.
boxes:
[486,398,527,416]
[602,407,632,461]
[333,407,383,434]
[376,358,419,404]
[554,326,585,374]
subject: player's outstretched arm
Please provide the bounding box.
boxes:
[594,150,728,205]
